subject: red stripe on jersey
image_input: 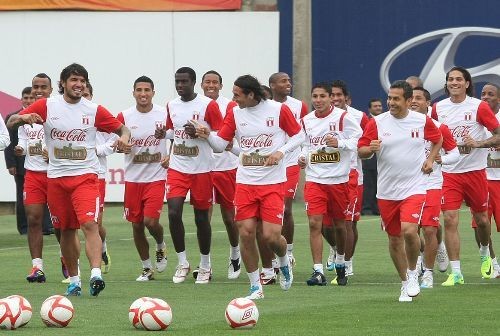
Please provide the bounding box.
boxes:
[19,98,47,122]
[358,118,378,147]
[95,105,123,133]
[279,104,301,136]
[423,116,441,144]
[204,100,223,131]
[477,101,500,132]
[217,107,236,142]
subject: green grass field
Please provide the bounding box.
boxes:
[0,204,499,335]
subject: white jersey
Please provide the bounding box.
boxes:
[117,104,168,183]
[167,94,223,174]
[433,97,499,173]
[282,96,307,167]
[213,96,239,172]
[96,132,119,179]
[425,120,457,190]
[18,123,48,172]
[486,112,500,180]
[301,106,362,184]
[347,105,368,184]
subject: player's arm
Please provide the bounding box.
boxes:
[423,116,442,173]
[298,119,309,168]
[96,133,119,157]
[7,99,47,129]
[358,118,379,159]
[276,104,304,156]
[195,108,234,152]
[464,102,500,148]
[96,107,131,153]
[0,115,11,151]
[14,126,28,156]
[336,114,362,152]
[436,124,459,165]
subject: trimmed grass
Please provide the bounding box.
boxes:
[0,204,498,335]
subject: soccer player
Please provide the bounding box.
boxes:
[431,67,500,285]
[195,75,304,299]
[358,80,442,302]
[116,76,168,281]
[411,86,458,288]
[200,70,241,279]
[165,67,223,284]
[9,63,131,296]
[300,82,361,286]
[82,83,116,274]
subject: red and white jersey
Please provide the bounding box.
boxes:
[117,104,168,183]
[486,112,500,181]
[212,96,239,172]
[18,123,48,172]
[281,96,308,167]
[432,97,499,173]
[426,120,457,190]
[358,110,442,200]
[19,96,122,178]
[167,94,223,174]
[301,106,362,184]
[96,131,119,179]
[347,105,369,184]
[218,99,301,185]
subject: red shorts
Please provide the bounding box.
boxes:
[99,179,106,210]
[421,189,441,227]
[124,180,165,223]
[285,165,300,199]
[304,181,349,222]
[23,170,48,205]
[212,169,236,210]
[345,169,363,222]
[471,180,500,232]
[47,174,100,230]
[378,194,425,236]
[234,183,285,225]
[442,169,488,213]
[166,169,213,210]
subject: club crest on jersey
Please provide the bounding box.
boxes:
[329,122,336,131]
[155,120,164,129]
[192,111,200,121]
[82,115,90,125]
[464,111,472,121]
[264,117,274,127]
[411,128,420,138]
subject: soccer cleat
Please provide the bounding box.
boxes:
[331,265,348,286]
[480,256,492,279]
[492,268,500,279]
[61,277,70,284]
[279,265,293,290]
[89,276,105,296]
[245,284,264,300]
[420,271,433,289]
[61,257,69,279]
[272,259,280,275]
[65,283,82,297]
[326,246,336,271]
[155,248,168,273]
[26,267,46,283]
[136,268,154,282]
[192,267,199,280]
[436,246,449,272]
[101,251,111,274]
[172,263,190,284]
[228,258,241,280]
[399,286,412,302]
[195,267,212,284]
[306,270,327,286]
[406,271,420,297]
[260,272,276,285]
[288,253,296,269]
[346,260,354,276]
[441,272,464,286]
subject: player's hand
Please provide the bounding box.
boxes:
[183,120,198,138]
[7,167,16,176]
[192,121,210,139]
[298,156,306,168]
[369,140,382,152]
[14,146,24,156]
[42,148,49,163]
[21,113,43,126]
[325,135,338,148]
[160,156,170,169]
[225,140,233,151]
[421,159,434,174]
[434,153,442,164]
[154,125,166,139]
[463,135,478,148]
[264,151,284,166]
[113,138,132,154]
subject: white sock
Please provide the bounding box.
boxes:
[69,276,81,286]
[479,244,490,257]
[402,280,408,287]
[157,241,166,251]
[407,269,418,277]
[416,255,422,266]
[345,260,352,269]
[313,263,324,274]
[102,240,107,253]
[177,251,188,266]
[450,260,461,274]
[230,245,240,260]
[59,249,63,258]
[287,243,294,254]
[262,267,274,277]
[200,253,211,269]
[141,259,153,269]
[492,257,500,270]
[247,270,260,287]
[271,258,279,269]
[335,253,345,266]
[278,254,289,268]
[90,268,102,279]
[32,258,43,271]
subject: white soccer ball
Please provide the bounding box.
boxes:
[0,298,22,330]
[128,297,152,329]
[138,298,172,331]
[225,298,259,329]
[6,295,32,327]
[40,295,74,327]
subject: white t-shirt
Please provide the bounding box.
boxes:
[347,105,369,184]
[486,112,500,181]
[425,120,457,190]
[96,131,119,179]
[18,124,48,172]
[212,96,239,172]
[281,96,308,167]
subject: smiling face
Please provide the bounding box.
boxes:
[411,89,430,114]
[446,70,469,101]
[331,87,347,110]
[311,87,331,114]
[133,82,154,110]
[270,73,292,99]
[201,73,222,100]
[387,87,410,118]
[61,74,86,103]
[32,77,52,100]
[481,84,499,113]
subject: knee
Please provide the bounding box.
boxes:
[168,208,182,221]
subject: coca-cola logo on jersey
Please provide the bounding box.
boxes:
[240,134,273,149]
[50,128,87,141]
[174,129,194,139]
[130,135,161,147]
[309,132,337,146]
[450,125,470,138]
[26,128,44,140]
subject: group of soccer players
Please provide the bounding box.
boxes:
[6,63,499,302]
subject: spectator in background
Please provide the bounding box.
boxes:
[406,76,423,89]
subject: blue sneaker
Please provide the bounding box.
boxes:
[89,276,105,296]
[306,270,327,286]
[245,284,264,300]
[279,265,293,290]
[65,283,82,296]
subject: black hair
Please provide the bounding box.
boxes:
[234,75,267,102]
[134,75,154,90]
[368,98,382,108]
[202,70,222,85]
[413,86,431,101]
[331,79,349,96]
[311,82,332,94]
[21,86,32,96]
[445,66,474,97]
[176,67,196,82]
[390,80,413,100]
[33,73,52,86]
[261,85,273,99]
[58,63,89,94]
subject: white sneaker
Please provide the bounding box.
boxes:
[155,249,167,273]
[406,270,420,297]
[172,263,190,283]
[492,268,500,279]
[195,267,212,284]
[420,271,433,289]
[346,260,354,276]
[245,284,264,300]
[288,253,296,269]
[279,265,293,291]
[272,258,279,274]
[416,256,423,276]
[136,268,154,281]
[399,286,412,302]
[227,258,241,280]
[326,246,336,271]
[436,245,449,272]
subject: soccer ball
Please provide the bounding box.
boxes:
[128,297,152,329]
[6,295,32,327]
[40,295,74,327]
[0,298,22,330]
[225,298,259,329]
[138,298,172,331]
